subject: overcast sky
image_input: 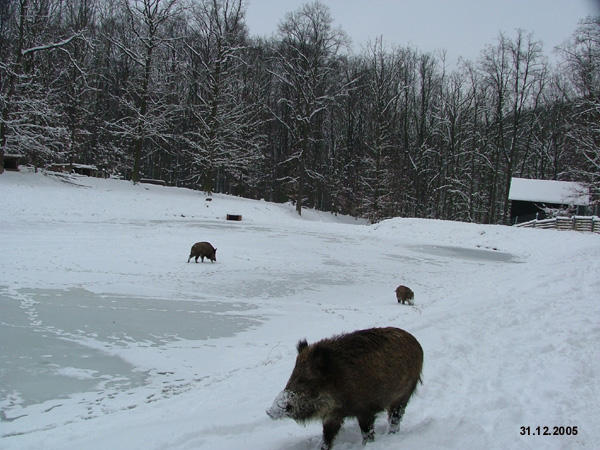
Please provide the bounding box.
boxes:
[245,0,599,66]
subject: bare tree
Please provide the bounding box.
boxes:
[58,0,99,166]
[405,50,443,218]
[560,17,600,205]
[479,30,547,223]
[0,0,82,172]
[502,30,547,222]
[435,68,474,220]
[270,0,348,215]
[182,0,263,194]
[109,0,181,182]
[358,38,401,221]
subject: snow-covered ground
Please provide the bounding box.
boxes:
[1,169,598,449]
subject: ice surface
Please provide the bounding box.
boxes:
[409,245,517,262]
[0,287,260,408]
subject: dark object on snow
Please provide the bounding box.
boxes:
[187,241,217,263]
[266,327,423,450]
[47,163,100,177]
[140,178,166,186]
[226,214,242,221]
[3,153,22,171]
[395,285,414,305]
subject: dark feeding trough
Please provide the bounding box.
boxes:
[3,153,22,171]
[226,214,242,221]
[140,178,166,186]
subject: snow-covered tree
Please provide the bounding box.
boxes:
[358,38,401,222]
[560,17,600,203]
[479,30,547,223]
[0,0,82,172]
[270,0,348,215]
[181,0,264,194]
[107,0,182,183]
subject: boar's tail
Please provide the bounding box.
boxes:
[408,373,423,401]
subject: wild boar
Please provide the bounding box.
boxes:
[395,285,414,305]
[187,241,217,263]
[266,327,423,450]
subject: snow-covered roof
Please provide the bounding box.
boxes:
[509,177,589,206]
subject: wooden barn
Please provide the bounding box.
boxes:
[508,177,590,225]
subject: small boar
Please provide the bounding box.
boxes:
[266,327,423,450]
[187,241,217,263]
[395,285,414,305]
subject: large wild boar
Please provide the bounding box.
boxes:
[266,327,423,450]
[187,241,217,263]
[395,285,414,305]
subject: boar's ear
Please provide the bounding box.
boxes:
[311,345,333,375]
[296,339,308,354]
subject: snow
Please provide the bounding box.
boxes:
[508,177,590,205]
[1,169,599,449]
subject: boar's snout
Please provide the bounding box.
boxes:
[268,387,331,423]
[266,390,292,420]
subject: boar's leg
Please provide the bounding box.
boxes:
[321,416,343,450]
[388,377,419,434]
[357,413,376,444]
[387,404,405,433]
[388,394,412,434]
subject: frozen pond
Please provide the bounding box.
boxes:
[0,287,260,409]
[410,245,517,263]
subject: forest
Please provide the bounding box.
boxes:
[1,0,599,223]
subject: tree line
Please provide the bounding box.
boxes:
[1,0,598,223]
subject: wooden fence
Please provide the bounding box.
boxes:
[515,216,600,233]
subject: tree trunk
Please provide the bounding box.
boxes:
[296,159,304,216]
